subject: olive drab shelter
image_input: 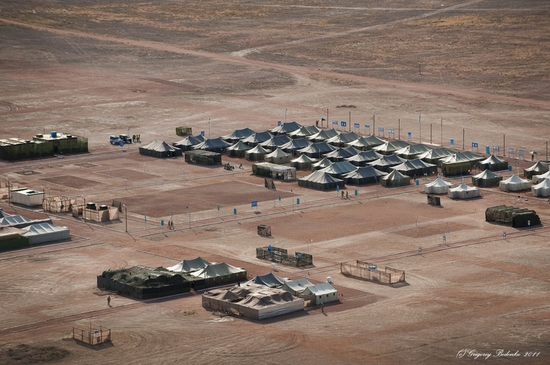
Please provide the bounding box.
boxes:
[319,161,357,178]
[307,128,339,142]
[345,150,382,166]
[270,121,302,135]
[343,166,387,185]
[325,131,361,147]
[225,141,252,158]
[172,135,206,151]
[347,135,385,150]
[264,147,291,164]
[139,140,182,158]
[471,169,503,187]
[298,170,345,190]
[221,128,255,143]
[324,146,360,162]
[477,155,508,171]
[245,145,270,161]
[380,169,411,187]
[241,131,273,147]
[395,144,432,159]
[281,137,312,155]
[368,155,406,172]
[193,138,231,153]
[298,141,336,158]
[288,125,320,138]
[290,154,318,170]
[372,140,410,155]
[260,134,292,151]
[524,161,549,180]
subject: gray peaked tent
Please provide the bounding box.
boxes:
[307,128,339,142]
[245,145,270,161]
[372,140,410,155]
[368,155,406,172]
[221,128,255,143]
[532,170,550,184]
[477,155,508,171]
[347,135,385,150]
[270,121,302,135]
[343,166,387,185]
[259,135,292,150]
[324,146,360,162]
[345,150,382,166]
[391,159,437,177]
[22,222,70,245]
[241,131,273,146]
[298,170,345,190]
[524,161,549,179]
[499,174,531,192]
[424,177,453,194]
[325,131,361,147]
[193,138,231,153]
[395,144,432,159]
[173,135,205,151]
[139,140,183,158]
[448,183,480,199]
[418,147,454,164]
[280,137,312,155]
[290,154,318,170]
[246,273,286,288]
[380,169,411,187]
[225,141,252,158]
[264,148,291,164]
[319,161,357,178]
[288,125,320,138]
[311,157,333,170]
[471,169,503,187]
[532,179,550,197]
[281,278,313,296]
[298,141,336,158]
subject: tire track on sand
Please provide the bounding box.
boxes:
[1,14,550,111]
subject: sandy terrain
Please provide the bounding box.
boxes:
[1,1,549,364]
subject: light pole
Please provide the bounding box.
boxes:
[123,204,128,232]
[419,114,422,143]
[290,190,294,211]
[285,109,287,123]
[440,118,443,146]
[170,203,173,224]
[186,205,190,228]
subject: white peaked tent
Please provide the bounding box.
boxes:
[424,177,453,194]
[499,174,531,192]
[22,222,70,245]
[532,170,550,184]
[531,179,550,197]
[167,257,211,273]
[191,262,245,279]
[447,183,480,199]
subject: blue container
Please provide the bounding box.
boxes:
[51,131,57,138]
[508,166,513,171]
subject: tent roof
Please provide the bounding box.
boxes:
[319,161,357,175]
[246,145,270,154]
[265,147,290,158]
[534,170,550,180]
[369,155,406,167]
[291,154,317,163]
[280,137,312,150]
[270,121,302,134]
[502,174,529,184]
[326,131,361,144]
[524,161,549,173]
[372,140,410,153]
[441,151,484,163]
[345,150,382,163]
[173,135,205,147]
[533,179,550,189]
[307,128,339,141]
[311,157,333,169]
[260,135,292,148]
[395,144,432,157]
[472,169,501,179]
[226,141,252,151]
[425,177,453,187]
[221,127,255,141]
[324,146,360,159]
[347,135,385,148]
[288,125,320,138]
[21,222,68,235]
[418,147,454,160]
[300,170,343,184]
[343,166,387,179]
[142,140,181,152]
[381,169,410,181]
[194,138,231,150]
[167,257,211,273]
[299,141,336,155]
[191,262,245,278]
[302,282,337,296]
[0,215,32,226]
[449,183,478,192]
[241,131,273,144]
[282,278,313,292]
[479,155,506,165]
[247,272,286,288]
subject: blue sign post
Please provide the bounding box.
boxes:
[407,132,412,141]
[450,139,455,147]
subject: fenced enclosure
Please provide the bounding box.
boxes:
[341,261,405,285]
[256,246,313,267]
[73,323,111,346]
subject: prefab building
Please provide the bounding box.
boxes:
[10,188,44,206]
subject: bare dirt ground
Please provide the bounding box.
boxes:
[0,1,549,364]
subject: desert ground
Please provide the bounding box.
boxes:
[0,1,549,364]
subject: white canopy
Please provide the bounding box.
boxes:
[499,174,531,192]
[424,177,453,194]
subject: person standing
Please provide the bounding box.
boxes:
[107,296,111,306]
